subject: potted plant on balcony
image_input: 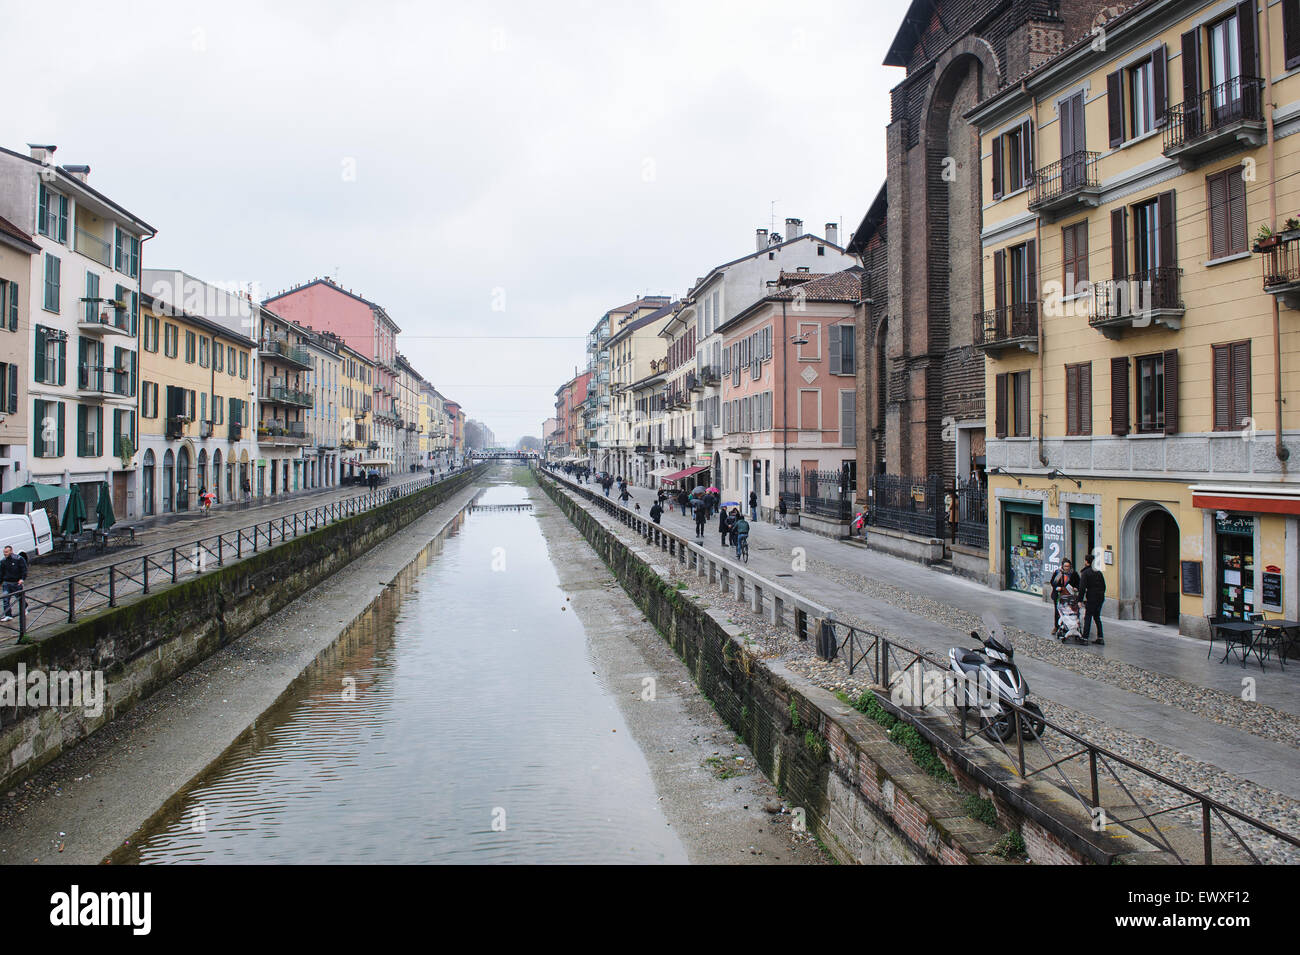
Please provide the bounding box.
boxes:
[1254,224,1280,252]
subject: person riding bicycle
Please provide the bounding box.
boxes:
[732,515,750,560]
[199,487,217,514]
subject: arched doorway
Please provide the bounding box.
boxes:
[1138,509,1180,625]
[213,449,223,503]
[142,449,155,516]
[162,449,174,513]
[177,446,191,511]
[197,449,208,496]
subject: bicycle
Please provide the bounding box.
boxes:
[736,534,749,563]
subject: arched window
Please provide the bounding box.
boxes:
[142,449,156,516]
[162,449,174,513]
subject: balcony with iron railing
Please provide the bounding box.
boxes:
[1163,77,1266,165]
[973,302,1039,356]
[257,420,311,445]
[700,364,721,385]
[228,421,243,442]
[1089,268,1184,337]
[1028,151,1100,218]
[77,298,133,336]
[259,337,313,369]
[1259,231,1300,308]
[263,383,314,408]
[77,363,133,398]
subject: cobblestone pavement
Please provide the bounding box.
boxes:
[550,472,1300,861]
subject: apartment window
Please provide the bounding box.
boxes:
[1062,221,1089,294]
[1135,354,1166,432]
[144,313,159,352]
[76,404,103,458]
[994,370,1031,438]
[1285,0,1300,70]
[1065,362,1092,436]
[113,408,135,457]
[184,330,196,363]
[239,351,248,379]
[199,335,209,368]
[0,363,17,413]
[37,185,68,242]
[829,325,855,375]
[114,228,140,279]
[1206,167,1247,258]
[43,254,60,312]
[33,398,64,458]
[1132,198,1162,272]
[992,119,1033,199]
[164,322,178,358]
[1212,340,1252,431]
[34,325,66,385]
[1,280,17,331]
[228,345,236,376]
[142,380,159,418]
[1107,46,1167,146]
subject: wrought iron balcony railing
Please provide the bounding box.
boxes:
[1089,267,1184,336]
[973,302,1039,355]
[1029,151,1100,216]
[1164,77,1265,161]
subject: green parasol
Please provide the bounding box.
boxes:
[59,490,87,536]
[0,482,74,504]
[95,481,116,531]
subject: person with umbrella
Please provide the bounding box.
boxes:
[692,493,708,540]
[717,503,732,548]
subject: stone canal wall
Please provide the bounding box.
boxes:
[540,472,1122,865]
[0,467,486,793]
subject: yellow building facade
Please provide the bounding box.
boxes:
[971,0,1300,636]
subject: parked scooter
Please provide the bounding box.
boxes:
[948,629,1046,742]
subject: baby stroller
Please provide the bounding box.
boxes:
[1054,588,1084,644]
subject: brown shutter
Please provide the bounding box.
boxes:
[1080,362,1093,435]
[994,248,1006,314]
[1158,190,1177,270]
[992,135,1003,199]
[1285,0,1300,70]
[1182,29,1202,137]
[1208,171,1228,258]
[1152,45,1167,127]
[1021,120,1034,188]
[1111,207,1128,280]
[1232,339,1252,429]
[1059,94,1074,162]
[1238,0,1258,76]
[1111,356,1130,435]
[1016,371,1031,437]
[1163,348,1179,434]
[1107,71,1124,147]
[1228,168,1247,254]
[1213,343,1232,429]
[1066,365,1080,435]
[1062,224,1076,289]
[995,372,1007,438]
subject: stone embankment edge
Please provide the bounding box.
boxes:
[0,466,488,793]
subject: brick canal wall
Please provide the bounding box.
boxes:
[541,474,1025,865]
[0,466,485,792]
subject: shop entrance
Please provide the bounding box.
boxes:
[1139,509,1180,625]
[1214,515,1256,621]
[1003,500,1045,596]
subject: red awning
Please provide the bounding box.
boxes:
[1192,491,1300,516]
[662,465,707,483]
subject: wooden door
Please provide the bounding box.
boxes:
[112,473,127,517]
[1140,512,1168,624]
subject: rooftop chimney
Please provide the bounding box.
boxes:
[63,164,90,183]
[825,222,838,245]
[785,217,802,240]
[755,228,768,251]
[27,144,56,164]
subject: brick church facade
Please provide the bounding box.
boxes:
[851,1,1118,502]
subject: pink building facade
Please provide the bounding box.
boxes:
[264,278,401,471]
[717,270,864,528]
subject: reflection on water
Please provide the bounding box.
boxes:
[115,481,686,864]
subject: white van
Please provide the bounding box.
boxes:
[0,510,54,560]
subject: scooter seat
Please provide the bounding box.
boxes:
[956,651,985,667]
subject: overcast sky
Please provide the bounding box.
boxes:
[4,0,894,444]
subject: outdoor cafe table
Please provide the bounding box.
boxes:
[1216,619,1298,669]
[1257,619,1299,665]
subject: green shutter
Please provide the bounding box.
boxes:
[34,326,46,383]
[58,335,66,386]
[77,404,86,457]
[96,407,103,457]
[37,186,47,235]
[6,364,15,414]
[7,281,16,331]
[56,401,64,457]
[58,195,68,243]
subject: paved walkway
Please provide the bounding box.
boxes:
[557,473,1300,802]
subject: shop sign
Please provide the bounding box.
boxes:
[1041,517,1066,574]
[1262,567,1283,611]
[1215,515,1255,536]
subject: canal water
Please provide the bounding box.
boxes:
[114,476,688,864]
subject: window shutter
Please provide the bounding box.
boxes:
[1158,190,1177,269]
[992,135,1003,199]
[1111,207,1128,280]
[1285,0,1300,69]
[1152,45,1167,127]
[1228,168,1247,254]
[993,248,1006,314]
[1020,120,1034,188]
[96,407,103,457]
[7,281,15,331]
[34,327,46,383]
[1111,356,1130,435]
[828,324,841,375]
[1238,0,1258,76]
[1017,371,1031,436]
[1107,71,1124,147]
[840,390,856,446]
[1079,362,1092,435]
[1066,365,1080,435]
[1062,223,1076,279]
[1163,348,1179,434]
[56,401,64,457]
[57,195,67,243]
[37,187,47,234]
[57,334,66,386]
[1232,340,1252,429]
[1208,172,1228,259]
[1026,239,1038,305]
[995,373,1008,438]
[1182,29,1202,137]
[6,363,15,414]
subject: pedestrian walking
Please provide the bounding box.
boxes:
[777,496,788,529]
[1049,559,1081,635]
[693,496,708,539]
[749,490,758,522]
[1080,553,1107,645]
[718,506,732,547]
[0,545,26,622]
[678,489,690,516]
[242,476,253,502]
[650,500,663,525]
[619,485,631,504]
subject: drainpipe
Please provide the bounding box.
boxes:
[1033,92,1048,469]
[1261,5,1290,463]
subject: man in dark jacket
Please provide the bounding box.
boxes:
[718,506,732,547]
[1,545,27,622]
[1049,559,1080,635]
[1079,553,1107,645]
[692,496,708,539]
[650,500,663,525]
[749,490,758,522]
